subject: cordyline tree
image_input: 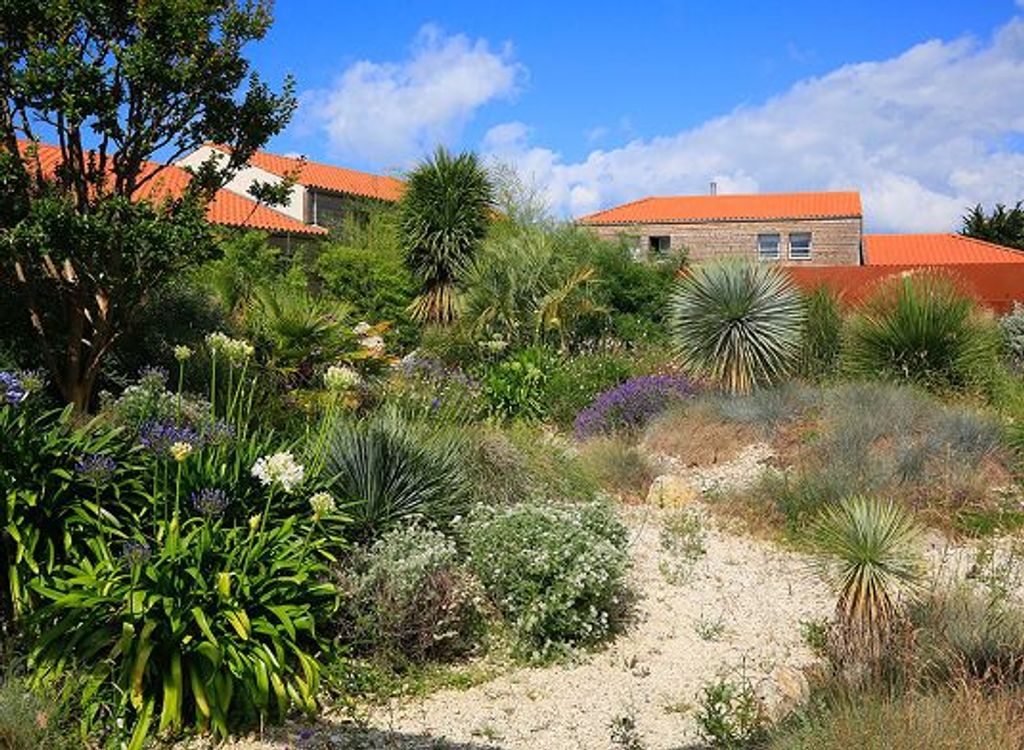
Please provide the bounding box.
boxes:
[961,201,1024,250]
[0,0,296,409]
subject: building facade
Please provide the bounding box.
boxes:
[578,191,863,267]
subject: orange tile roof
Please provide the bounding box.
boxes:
[211,146,404,202]
[863,233,1024,266]
[577,191,862,224]
[15,141,324,236]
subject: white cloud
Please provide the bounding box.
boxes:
[486,19,1024,231]
[302,25,523,165]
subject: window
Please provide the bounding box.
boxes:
[789,232,812,260]
[649,235,671,255]
[757,233,781,261]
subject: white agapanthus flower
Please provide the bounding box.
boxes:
[206,332,255,363]
[308,491,336,520]
[324,364,360,391]
[251,451,305,494]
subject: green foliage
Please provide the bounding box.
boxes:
[400,147,495,324]
[695,674,771,748]
[810,496,924,665]
[31,516,334,744]
[844,272,1000,393]
[377,357,482,426]
[0,1,295,408]
[461,500,629,661]
[577,436,657,501]
[323,413,470,542]
[961,201,1024,250]
[0,399,143,628]
[543,348,640,428]
[669,261,806,393]
[316,242,418,350]
[999,302,1024,370]
[799,286,843,380]
[337,526,485,664]
[481,347,558,421]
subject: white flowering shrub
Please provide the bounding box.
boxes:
[461,500,630,661]
[338,526,486,663]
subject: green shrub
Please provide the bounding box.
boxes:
[338,526,485,664]
[798,285,843,380]
[695,673,771,748]
[461,500,630,660]
[0,674,72,750]
[377,356,482,425]
[844,272,1000,393]
[30,515,335,746]
[999,302,1024,370]
[504,425,601,504]
[543,349,639,428]
[458,425,534,506]
[324,413,470,541]
[578,436,657,501]
[668,261,805,393]
[480,347,557,421]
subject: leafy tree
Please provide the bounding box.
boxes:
[0,0,296,409]
[399,147,495,325]
[961,201,1024,250]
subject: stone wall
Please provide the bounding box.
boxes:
[586,216,863,266]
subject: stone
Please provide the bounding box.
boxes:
[763,664,810,718]
[645,474,699,508]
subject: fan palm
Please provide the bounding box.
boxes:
[400,147,495,324]
[810,496,924,666]
[667,260,805,393]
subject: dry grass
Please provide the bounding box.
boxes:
[642,404,758,467]
[577,435,657,503]
[770,686,1024,750]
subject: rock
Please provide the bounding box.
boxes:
[646,475,699,508]
[762,665,810,718]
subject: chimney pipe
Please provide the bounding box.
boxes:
[710,181,718,196]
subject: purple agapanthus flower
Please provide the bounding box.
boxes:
[0,372,27,406]
[574,375,697,440]
[191,488,231,517]
[75,453,118,484]
[120,540,152,566]
[138,420,199,454]
[200,419,235,446]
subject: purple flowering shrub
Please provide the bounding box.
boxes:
[574,374,696,440]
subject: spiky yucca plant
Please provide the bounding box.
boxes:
[400,147,495,324]
[668,261,805,393]
[811,496,924,667]
[844,271,999,392]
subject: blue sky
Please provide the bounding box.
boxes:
[250,1,1024,230]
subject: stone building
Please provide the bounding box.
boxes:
[577,190,863,266]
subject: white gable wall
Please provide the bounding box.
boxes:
[175,145,307,223]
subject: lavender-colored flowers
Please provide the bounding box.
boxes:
[201,419,235,446]
[75,453,117,484]
[574,375,697,440]
[0,371,27,406]
[138,420,199,454]
[191,488,231,517]
[120,540,152,566]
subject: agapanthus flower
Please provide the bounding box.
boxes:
[120,540,152,566]
[138,420,199,454]
[324,364,360,391]
[75,453,117,484]
[201,419,235,446]
[191,488,231,517]
[16,369,45,394]
[169,441,194,462]
[138,366,169,390]
[206,332,255,363]
[308,491,336,521]
[0,372,27,406]
[251,451,305,494]
[173,345,193,362]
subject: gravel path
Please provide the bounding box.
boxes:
[218,490,832,749]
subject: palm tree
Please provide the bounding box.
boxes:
[667,260,805,394]
[399,147,495,324]
[810,496,924,668]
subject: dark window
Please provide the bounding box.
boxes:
[757,233,781,261]
[789,232,812,260]
[649,236,671,254]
